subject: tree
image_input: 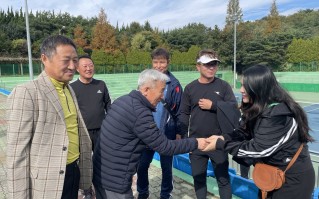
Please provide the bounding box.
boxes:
[313,37,319,62]
[206,25,222,50]
[164,23,210,52]
[224,0,243,73]
[126,49,150,65]
[185,45,201,65]
[171,50,184,65]
[218,28,234,66]
[287,37,319,63]
[131,31,162,51]
[143,20,153,31]
[127,21,143,36]
[131,33,147,51]
[0,31,11,56]
[1,5,319,70]
[73,24,88,48]
[225,0,243,27]
[91,8,117,53]
[243,33,292,70]
[266,0,281,34]
[11,39,28,57]
[234,22,256,73]
[91,49,107,71]
[117,34,130,63]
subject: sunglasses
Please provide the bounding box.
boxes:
[202,61,219,68]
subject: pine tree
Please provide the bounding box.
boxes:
[73,24,88,49]
[266,0,281,34]
[91,8,117,53]
[225,0,243,27]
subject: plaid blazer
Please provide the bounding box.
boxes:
[6,71,92,199]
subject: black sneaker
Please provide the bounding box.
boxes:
[83,187,94,199]
[160,196,172,199]
[137,193,149,199]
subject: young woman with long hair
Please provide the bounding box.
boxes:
[205,65,315,198]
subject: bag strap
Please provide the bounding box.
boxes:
[261,191,267,199]
[284,144,303,173]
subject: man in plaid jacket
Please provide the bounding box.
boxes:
[6,35,92,199]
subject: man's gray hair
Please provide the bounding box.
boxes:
[138,69,169,89]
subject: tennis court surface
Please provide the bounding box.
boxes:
[303,103,319,152]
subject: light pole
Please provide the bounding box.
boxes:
[233,15,237,89]
[24,0,33,80]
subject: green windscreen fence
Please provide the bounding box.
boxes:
[0,63,43,76]
[0,66,318,93]
[281,83,319,92]
[235,81,319,92]
[234,71,319,91]
[275,72,319,92]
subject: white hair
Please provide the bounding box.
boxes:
[138,69,169,89]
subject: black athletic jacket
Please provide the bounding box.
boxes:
[217,102,313,172]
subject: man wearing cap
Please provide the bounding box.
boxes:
[179,49,237,199]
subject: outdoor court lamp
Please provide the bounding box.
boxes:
[24,0,33,80]
[232,11,238,89]
[59,26,66,35]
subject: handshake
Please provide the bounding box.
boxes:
[196,135,224,151]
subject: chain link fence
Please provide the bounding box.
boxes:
[0,63,202,76]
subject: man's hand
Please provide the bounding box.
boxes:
[202,135,224,151]
[176,134,182,140]
[196,138,208,150]
[198,98,213,110]
[208,135,224,141]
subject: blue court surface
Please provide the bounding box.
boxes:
[304,104,319,152]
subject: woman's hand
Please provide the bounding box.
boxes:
[202,135,224,151]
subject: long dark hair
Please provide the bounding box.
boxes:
[241,65,313,142]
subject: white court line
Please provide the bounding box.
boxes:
[299,102,319,113]
[296,101,319,105]
[306,108,319,113]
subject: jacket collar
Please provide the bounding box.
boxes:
[129,90,156,112]
[261,102,293,117]
[37,71,68,122]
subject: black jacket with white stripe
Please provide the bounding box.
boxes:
[217,102,313,172]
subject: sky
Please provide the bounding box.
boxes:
[2,0,319,31]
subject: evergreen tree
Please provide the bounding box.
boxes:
[91,8,117,53]
[73,24,88,49]
[144,20,153,31]
[225,0,243,27]
[266,0,281,34]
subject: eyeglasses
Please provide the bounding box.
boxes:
[202,61,219,68]
[81,64,94,68]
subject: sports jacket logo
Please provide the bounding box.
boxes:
[97,90,102,93]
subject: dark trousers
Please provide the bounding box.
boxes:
[88,128,101,151]
[61,159,80,199]
[189,150,232,199]
[240,164,250,179]
[95,185,134,199]
[137,148,173,199]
